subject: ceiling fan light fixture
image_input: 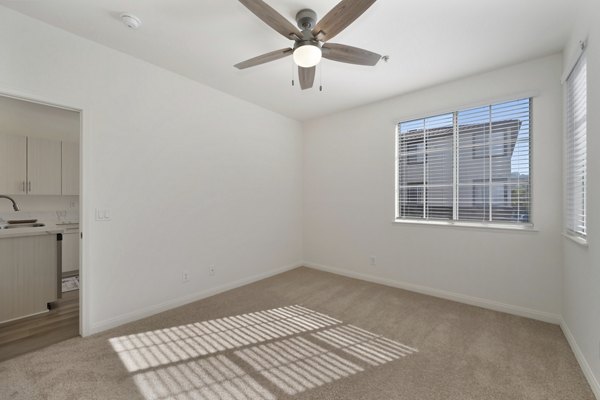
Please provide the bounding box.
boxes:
[293,43,322,68]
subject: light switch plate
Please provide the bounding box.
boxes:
[95,208,111,221]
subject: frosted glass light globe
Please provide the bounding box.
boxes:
[293,44,322,68]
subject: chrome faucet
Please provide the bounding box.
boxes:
[0,195,20,211]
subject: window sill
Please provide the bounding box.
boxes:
[563,232,588,247]
[393,219,537,232]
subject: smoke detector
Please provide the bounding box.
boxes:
[120,13,142,29]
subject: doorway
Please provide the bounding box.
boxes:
[0,94,82,361]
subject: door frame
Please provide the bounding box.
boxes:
[0,88,90,336]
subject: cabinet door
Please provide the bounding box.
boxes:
[0,134,27,195]
[0,234,58,323]
[61,141,79,195]
[61,232,79,273]
[27,137,62,195]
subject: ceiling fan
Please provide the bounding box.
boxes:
[235,0,382,90]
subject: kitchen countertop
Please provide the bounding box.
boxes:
[0,210,79,239]
[0,223,79,239]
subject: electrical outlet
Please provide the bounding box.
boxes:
[369,255,377,266]
[209,265,216,276]
[182,271,189,283]
[69,199,78,208]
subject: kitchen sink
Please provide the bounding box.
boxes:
[0,223,46,229]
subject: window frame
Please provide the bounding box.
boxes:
[394,98,534,230]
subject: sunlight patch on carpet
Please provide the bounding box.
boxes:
[312,325,418,366]
[235,336,363,395]
[134,354,275,400]
[109,305,339,372]
[110,305,418,399]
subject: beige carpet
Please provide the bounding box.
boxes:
[0,267,594,400]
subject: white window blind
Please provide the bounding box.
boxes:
[565,53,587,238]
[397,98,531,225]
[397,113,454,220]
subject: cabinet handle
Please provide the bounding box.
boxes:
[28,181,31,192]
[22,181,25,192]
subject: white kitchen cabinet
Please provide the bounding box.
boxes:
[0,134,27,195]
[61,231,79,274]
[0,233,59,323]
[27,137,62,195]
[61,141,79,196]
[0,135,76,196]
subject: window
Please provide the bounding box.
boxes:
[565,53,587,239]
[472,129,508,158]
[396,98,531,226]
[472,179,507,206]
[400,183,424,218]
[406,184,423,205]
[407,142,424,164]
[397,114,454,221]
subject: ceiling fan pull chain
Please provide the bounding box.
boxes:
[319,63,323,92]
[291,57,295,86]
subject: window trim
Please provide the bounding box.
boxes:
[563,232,589,247]
[395,97,533,228]
[392,218,535,232]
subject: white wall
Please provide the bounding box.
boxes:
[0,7,303,334]
[303,54,564,321]
[562,0,600,395]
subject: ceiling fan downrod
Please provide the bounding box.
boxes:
[295,9,317,31]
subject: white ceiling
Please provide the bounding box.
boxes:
[0,0,581,121]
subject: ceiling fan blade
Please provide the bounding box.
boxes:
[234,48,293,69]
[239,0,302,40]
[322,43,381,66]
[313,0,376,42]
[298,66,316,90]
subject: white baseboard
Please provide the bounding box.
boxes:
[561,320,600,399]
[88,261,303,335]
[304,261,561,324]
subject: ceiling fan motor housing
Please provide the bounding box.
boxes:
[295,9,317,31]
